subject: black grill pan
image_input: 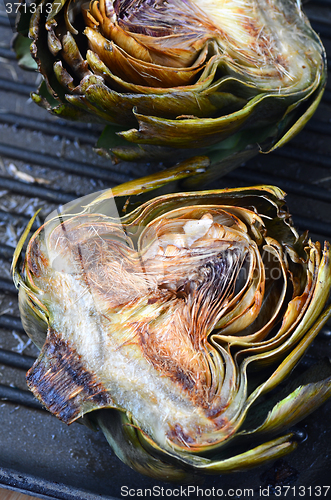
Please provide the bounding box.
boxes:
[0,1,330,498]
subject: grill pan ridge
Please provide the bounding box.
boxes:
[0,1,331,498]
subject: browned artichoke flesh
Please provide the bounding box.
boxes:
[82,0,322,92]
[14,0,326,165]
[17,186,331,465]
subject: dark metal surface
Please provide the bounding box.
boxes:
[0,1,330,499]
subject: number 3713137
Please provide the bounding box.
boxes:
[5,2,61,14]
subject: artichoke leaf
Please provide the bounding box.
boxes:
[46,0,67,21]
[194,434,298,473]
[86,49,221,95]
[83,82,246,123]
[84,27,206,88]
[88,156,211,207]
[18,288,49,349]
[136,426,298,474]
[12,34,38,71]
[241,377,331,438]
[267,86,326,153]
[119,93,288,148]
[11,209,40,285]
[241,303,331,412]
[61,32,91,80]
[241,242,331,358]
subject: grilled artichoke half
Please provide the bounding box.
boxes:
[12,171,331,481]
[14,0,326,170]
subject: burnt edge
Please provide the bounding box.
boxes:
[26,328,113,424]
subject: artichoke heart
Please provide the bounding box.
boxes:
[13,178,331,480]
[14,0,326,167]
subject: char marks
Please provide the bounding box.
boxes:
[27,328,113,424]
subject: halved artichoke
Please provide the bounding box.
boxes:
[14,0,326,171]
[12,168,331,481]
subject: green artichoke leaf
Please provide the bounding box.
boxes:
[240,303,331,417]
[119,93,287,148]
[239,356,331,432]
[18,287,49,349]
[242,377,331,438]
[12,34,38,71]
[13,0,40,69]
[182,146,261,189]
[267,86,325,153]
[46,0,67,22]
[97,124,136,150]
[193,434,298,473]
[31,84,94,121]
[91,156,211,206]
[83,82,246,124]
[12,209,40,284]
[15,0,42,35]
[29,3,64,100]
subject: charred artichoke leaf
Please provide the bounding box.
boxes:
[14,0,326,170]
[13,175,331,481]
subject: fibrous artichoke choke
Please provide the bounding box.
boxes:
[13,169,331,481]
[14,0,326,171]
